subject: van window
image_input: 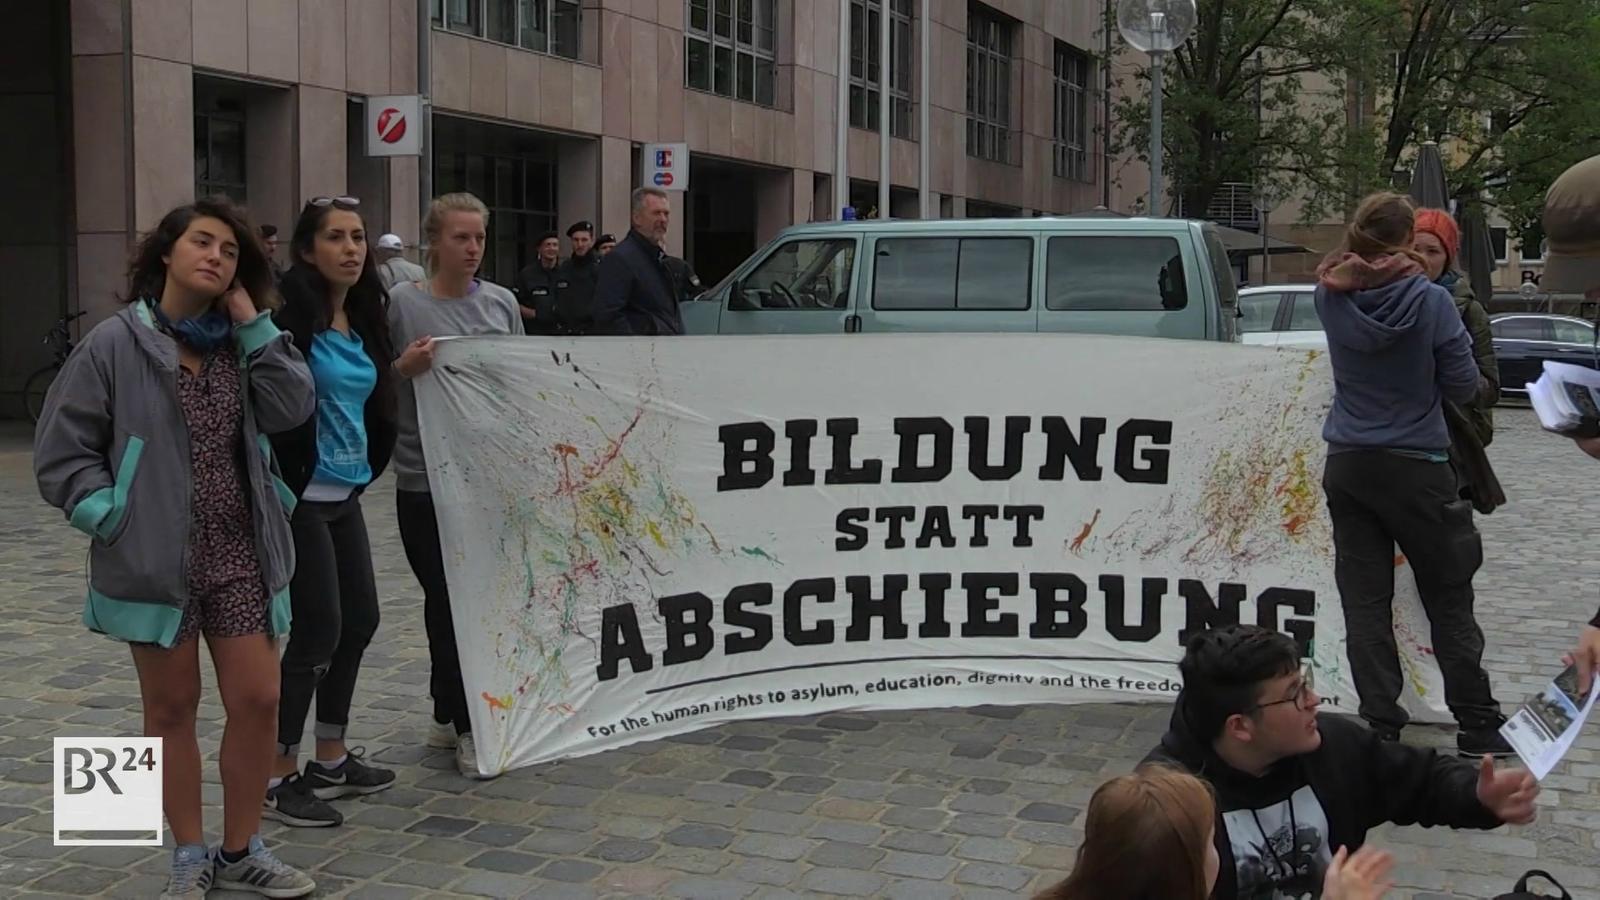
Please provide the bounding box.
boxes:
[873,237,1032,310]
[739,238,856,309]
[1046,236,1188,311]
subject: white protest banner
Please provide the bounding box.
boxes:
[415,335,1451,774]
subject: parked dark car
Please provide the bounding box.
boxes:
[1490,313,1599,398]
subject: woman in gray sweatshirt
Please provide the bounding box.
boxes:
[387,192,523,781]
[1314,192,1509,761]
[33,198,317,898]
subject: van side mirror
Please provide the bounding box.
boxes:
[729,281,757,311]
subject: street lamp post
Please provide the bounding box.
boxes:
[1116,0,1197,217]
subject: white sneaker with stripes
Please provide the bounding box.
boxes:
[211,835,316,898]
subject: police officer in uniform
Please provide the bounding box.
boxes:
[554,221,600,335]
[514,231,561,335]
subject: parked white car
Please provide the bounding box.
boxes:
[1237,283,1327,349]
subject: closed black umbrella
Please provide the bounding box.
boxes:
[1409,142,1450,210]
[1457,200,1497,305]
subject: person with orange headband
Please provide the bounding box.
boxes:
[1414,209,1498,447]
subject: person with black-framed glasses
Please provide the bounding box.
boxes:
[1144,625,1538,900]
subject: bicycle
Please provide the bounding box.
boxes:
[23,310,86,423]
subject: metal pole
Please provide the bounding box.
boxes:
[418,0,433,242]
[919,0,930,218]
[878,0,891,219]
[1149,51,1163,216]
[835,0,850,219]
[1102,0,1112,209]
[1261,208,1270,284]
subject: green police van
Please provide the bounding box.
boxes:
[679,216,1241,342]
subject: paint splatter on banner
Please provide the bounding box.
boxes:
[416,335,1451,773]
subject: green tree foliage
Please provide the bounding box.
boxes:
[1109,0,1600,227]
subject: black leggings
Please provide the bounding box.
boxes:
[395,489,471,735]
[1323,451,1501,731]
[276,495,381,757]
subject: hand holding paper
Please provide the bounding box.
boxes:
[1566,624,1600,695]
[1500,663,1598,781]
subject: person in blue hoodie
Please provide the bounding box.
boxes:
[1314,192,1511,758]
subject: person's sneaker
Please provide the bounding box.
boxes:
[304,747,397,800]
[212,835,316,898]
[1458,724,1516,758]
[262,772,343,827]
[159,843,213,899]
[427,719,456,750]
[456,732,496,780]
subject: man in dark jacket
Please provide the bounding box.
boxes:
[515,231,562,335]
[594,187,683,335]
[554,220,600,334]
[1144,626,1537,900]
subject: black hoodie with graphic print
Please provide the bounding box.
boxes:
[1142,694,1502,899]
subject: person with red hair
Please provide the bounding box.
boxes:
[1414,208,1499,447]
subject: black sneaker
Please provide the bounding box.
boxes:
[303,747,397,800]
[1458,724,1516,758]
[262,773,343,828]
[1374,726,1402,743]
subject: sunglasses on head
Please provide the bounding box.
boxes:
[308,196,361,209]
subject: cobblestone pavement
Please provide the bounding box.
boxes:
[0,408,1597,899]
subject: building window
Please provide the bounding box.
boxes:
[430,0,583,61]
[685,0,777,107]
[195,97,247,204]
[1053,42,1090,181]
[849,0,914,139]
[872,237,1033,310]
[966,4,1014,164]
[1520,225,1544,265]
[433,132,558,287]
[1490,226,1508,265]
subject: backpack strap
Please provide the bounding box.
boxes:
[1513,870,1571,900]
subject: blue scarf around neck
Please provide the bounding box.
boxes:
[148,298,233,354]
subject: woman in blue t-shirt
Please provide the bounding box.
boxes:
[265,197,399,828]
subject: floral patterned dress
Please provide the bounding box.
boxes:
[169,350,269,644]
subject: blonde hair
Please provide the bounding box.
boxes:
[423,192,490,275]
[1335,191,1427,268]
[1034,766,1217,900]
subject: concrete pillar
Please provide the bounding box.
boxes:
[755,169,795,246]
[666,191,686,259]
[557,138,600,243]
[346,98,391,242]
[599,135,631,246]
[386,154,421,253]
[813,173,834,222]
[131,57,195,233]
[246,88,295,250]
[298,86,348,205]
[792,169,815,225]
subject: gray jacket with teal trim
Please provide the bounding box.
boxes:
[33,301,315,647]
